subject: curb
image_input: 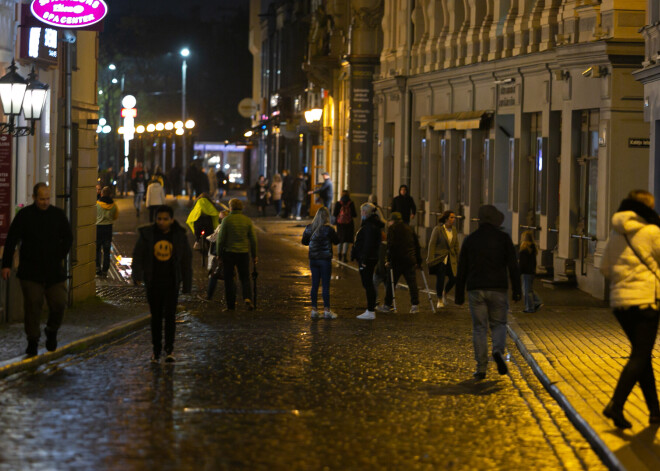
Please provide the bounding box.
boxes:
[0,314,151,380]
[507,317,625,471]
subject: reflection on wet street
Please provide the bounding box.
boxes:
[0,228,605,470]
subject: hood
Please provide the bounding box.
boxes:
[97,199,115,210]
[478,205,504,227]
[611,211,651,236]
[365,213,385,229]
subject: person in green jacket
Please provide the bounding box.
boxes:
[216,198,258,310]
[96,186,119,277]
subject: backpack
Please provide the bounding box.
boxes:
[336,201,352,224]
[194,214,214,240]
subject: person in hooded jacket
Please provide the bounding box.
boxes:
[302,206,339,320]
[391,184,417,224]
[333,190,357,262]
[96,186,119,277]
[352,203,385,320]
[132,205,192,363]
[455,205,521,380]
[600,189,660,429]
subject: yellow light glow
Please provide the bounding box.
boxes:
[174,121,184,129]
[244,130,253,137]
[136,125,145,134]
[175,128,184,136]
[117,126,125,134]
[146,124,156,132]
[185,119,195,129]
[165,122,174,131]
[156,123,165,131]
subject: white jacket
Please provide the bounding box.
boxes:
[145,182,166,207]
[600,210,660,308]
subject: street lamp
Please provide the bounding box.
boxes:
[0,61,48,136]
[304,108,323,123]
[180,48,189,192]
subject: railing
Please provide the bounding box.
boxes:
[571,233,597,276]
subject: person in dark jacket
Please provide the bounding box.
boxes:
[1,183,73,357]
[455,205,521,380]
[333,190,357,262]
[281,169,293,218]
[302,206,339,320]
[519,230,543,313]
[391,184,417,224]
[292,172,308,220]
[309,171,333,210]
[96,186,119,277]
[132,205,193,363]
[378,212,422,313]
[352,203,385,320]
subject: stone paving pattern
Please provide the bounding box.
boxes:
[0,194,655,469]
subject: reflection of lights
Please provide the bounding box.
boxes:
[117,126,124,134]
[175,128,184,136]
[165,121,174,131]
[102,125,111,134]
[229,173,242,182]
[99,118,107,126]
[156,122,164,131]
[108,64,116,71]
[111,78,118,84]
[208,156,221,164]
[244,130,253,137]
[136,125,145,133]
[224,164,230,169]
[147,123,156,132]
[174,120,183,129]
[185,119,195,129]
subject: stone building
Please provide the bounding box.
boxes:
[375,0,648,299]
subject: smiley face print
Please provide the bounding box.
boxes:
[154,240,173,261]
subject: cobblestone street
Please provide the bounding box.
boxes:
[0,197,604,470]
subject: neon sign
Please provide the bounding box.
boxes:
[30,0,108,29]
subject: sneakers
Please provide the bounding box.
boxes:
[310,309,320,320]
[165,353,176,363]
[25,340,38,357]
[442,292,448,305]
[603,401,632,429]
[356,310,375,320]
[409,305,419,313]
[150,353,160,363]
[436,300,444,309]
[45,328,57,352]
[534,303,544,312]
[295,216,302,221]
[323,310,337,319]
[245,299,254,311]
[376,304,394,313]
[493,351,509,375]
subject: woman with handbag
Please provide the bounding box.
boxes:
[202,210,228,301]
[600,190,660,429]
[426,210,459,309]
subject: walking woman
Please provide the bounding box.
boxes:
[333,190,357,262]
[302,206,339,319]
[427,210,459,308]
[519,230,543,313]
[270,173,283,216]
[600,189,660,429]
[255,175,269,217]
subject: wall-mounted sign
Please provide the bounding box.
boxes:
[30,0,108,29]
[628,138,650,148]
[498,84,518,108]
[0,135,12,245]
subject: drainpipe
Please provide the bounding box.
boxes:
[63,33,75,306]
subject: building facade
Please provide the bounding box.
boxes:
[0,0,99,321]
[375,0,648,299]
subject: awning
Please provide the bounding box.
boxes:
[419,110,493,131]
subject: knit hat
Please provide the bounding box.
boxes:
[389,212,403,222]
[478,205,504,227]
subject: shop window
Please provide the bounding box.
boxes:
[482,138,490,204]
[458,138,468,204]
[420,136,428,197]
[527,112,542,215]
[578,109,599,242]
[440,138,447,204]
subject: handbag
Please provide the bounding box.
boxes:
[210,255,225,280]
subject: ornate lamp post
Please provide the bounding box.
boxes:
[0,61,48,136]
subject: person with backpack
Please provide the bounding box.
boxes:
[333,190,357,262]
[302,206,340,319]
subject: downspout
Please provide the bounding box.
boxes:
[64,36,74,306]
[404,0,413,213]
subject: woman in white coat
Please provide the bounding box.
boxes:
[145,176,167,223]
[600,189,660,429]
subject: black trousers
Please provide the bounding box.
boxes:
[146,281,178,355]
[384,264,419,306]
[435,261,456,296]
[359,261,377,311]
[96,224,113,272]
[612,308,660,414]
[223,251,252,309]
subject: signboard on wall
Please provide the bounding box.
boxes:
[349,63,375,195]
[30,0,108,29]
[0,135,12,245]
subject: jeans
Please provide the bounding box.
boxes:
[468,289,509,373]
[222,251,252,309]
[274,199,282,215]
[384,265,419,306]
[146,281,178,355]
[134,192,144,212]
[359,261,377,311]
[20,280,67,342]
[96,224,113,273]
[435,262,456,297]
[521,274,542,312]
[148,206,159,223]
[611,308,660,414]
[294,201,303,218]
[310,258,332,309]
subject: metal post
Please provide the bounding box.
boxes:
[181,58,187,193]
[65,40,73,306]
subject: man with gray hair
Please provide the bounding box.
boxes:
[455,205,521,380]
[351,203,384,320]
[1,183,73,357]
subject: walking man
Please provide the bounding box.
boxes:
[309,171,333,210]
[132,205,192,363]
[1,183,73,356]
[216,198,258,310]
[378,212,422,313]
[96,186,119,277]
[455,205,521,380]
[391,184,417,224]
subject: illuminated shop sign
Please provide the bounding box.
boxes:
[30,0,108,29]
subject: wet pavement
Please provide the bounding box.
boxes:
[0,195,606,470]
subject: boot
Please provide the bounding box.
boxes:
[603,401,632,429]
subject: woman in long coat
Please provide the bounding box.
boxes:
[426,210,459,308]
[332,190,357,262]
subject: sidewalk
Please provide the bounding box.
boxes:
[253,214,660,471]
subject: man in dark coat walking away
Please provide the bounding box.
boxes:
[132,205,193,363]
[352,203,385,320]
[391,184,417,224]
[455,205,521,380]
[309,171,333,210]
[378,212,422,313]
[1,183,73,357]
[281,169,293,218]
